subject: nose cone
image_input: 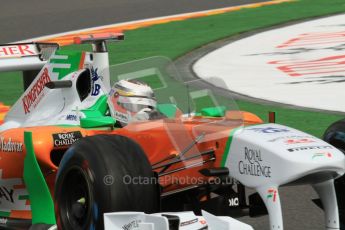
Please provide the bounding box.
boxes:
[284,147,345,185]
[226,124,345,188]
[269,133,345,183]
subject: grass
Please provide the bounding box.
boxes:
[1,0,345,137]
[236,100,342,138]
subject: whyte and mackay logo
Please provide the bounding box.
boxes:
[0,137,23,152]
[53,131,82,147]
[238,147,272,178]
[22,68,51,114]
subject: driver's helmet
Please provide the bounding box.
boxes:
[108,79,157,125]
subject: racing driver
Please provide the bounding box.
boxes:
[108,79,164,127]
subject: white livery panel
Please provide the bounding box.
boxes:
[224,123,345,230]
[227,123,345,187]
[103,210,254,230]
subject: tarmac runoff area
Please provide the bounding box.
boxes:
[194,14,345,113]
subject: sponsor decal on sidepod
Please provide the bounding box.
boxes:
[0,137,23,152]
[22,68,51,114]
[53,131,82,147]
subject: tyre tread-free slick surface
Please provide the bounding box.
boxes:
[54,134,159,230]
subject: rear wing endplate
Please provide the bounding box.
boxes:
[0,43,58,72]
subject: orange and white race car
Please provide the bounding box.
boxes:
[0,34,344,230]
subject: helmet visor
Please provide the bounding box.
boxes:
[117,96,157,113]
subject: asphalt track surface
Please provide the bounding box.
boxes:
[0,0,327,229]
[1,0,268,43]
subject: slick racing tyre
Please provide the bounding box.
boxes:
[54,135,159,230]
[323,119,345,229]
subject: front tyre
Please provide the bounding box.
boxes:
[323,119,345,229]
[54,135,159,230]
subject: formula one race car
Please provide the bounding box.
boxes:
[0,34,344,230]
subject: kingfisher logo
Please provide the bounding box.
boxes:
[249,127,290,134]
[22,68,51,114]
[267,189,277,202]
[0,45,37,58]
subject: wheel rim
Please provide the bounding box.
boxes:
[59,166,93,230]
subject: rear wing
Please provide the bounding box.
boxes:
[0,43,59,71]
[0,43,59,89]
[0,33,123,90]
[1,33,125,127]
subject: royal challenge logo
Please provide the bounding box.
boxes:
[53,131,82,147]
[238,147,272,178]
